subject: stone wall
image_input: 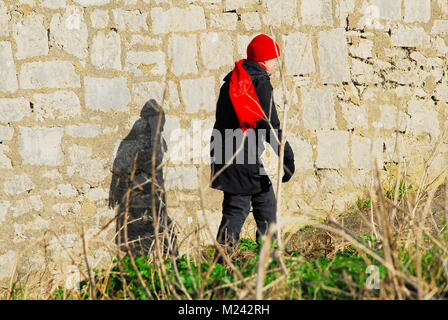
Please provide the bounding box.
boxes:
[0,0,447,289]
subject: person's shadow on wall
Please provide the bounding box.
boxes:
[108,99,178,257]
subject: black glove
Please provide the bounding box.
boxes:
[282,158,295,183]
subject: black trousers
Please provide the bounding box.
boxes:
[216,184,277,252]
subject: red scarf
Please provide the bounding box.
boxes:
[229,59,266,132]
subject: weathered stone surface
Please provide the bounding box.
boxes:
[404,0,430,23]
[432,20,448,35]
[288,135,313,171]
[32,91,81,121]
[317,28,350,83]
[407,99,440,140]
[241,12,261,30]
[283,33,315,76]
[53,202,81,216]
[301,0,333,26]
[0,145,11,168]
[351,135,383,170]
[90,9,109,29]
[20,61,80,89]
[67,145,108,184]
[87,187,108,202]
[50,6,89,59]
[73,0,109,5]
[42,0,66,9]
[0,98,30,123]
[0,42,18,93]
[13,13,48,60]
[125,51,166,76]
[132,81,164,108]
[0,251,16,282]
[65,124,101,138]
[391,25,430,47]
[236,34,258,58]
[180,77,215,113]
[262,0,298,27]
[150,6,206,34]
[200,33,233,70]
[84,77,130,112]
[379,104,408,131]
[19,127,64,166]
[225,0,257,11]
[0,126,14,141]
[91,31,121,70]
[301,88,336,130]
[364,0,401,21]
[349,39,373,59]
[0,3,9,37]
[112,9,148,32]
[11,196,43,217]
[164,166,198,191]
[335,0,355,27]
[0,201,9,223]
[208,13,238,30]
[4,174,34,195]
[44,184,78,198]
[316,131,349,169]
[169,34,198,76]
[341,102,368,130]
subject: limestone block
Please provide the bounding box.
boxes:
[0,201,9,223]
[112,9,148,32]
[168,34,198,76]
[208,13,238,30]
[200,32,233,70]
[52,203,81,216]
[0,126,14,141]
[19,127,64,166]
[301,88,336,130]
[349,39,373,59]
[391,25,430,47]
[150,6,206,34]
[13,13,48,59]
[0,251,16,282]
[32,91,81,121]
[0,145,11,168]
[44,184,78,198]
[65,124,101,138]
[335,0,355,27]
[225,0,257,11]
[20,61,80,89]
[168,81,180,110]
[283,32,315,76]
[351,135,383,169]
[0,3,9,37]
[0,98,30,123]
[301,0,333,26]
[341,102,368,130]
[90,9,109,29]
[404,0,430,23]
[42,0,66,9]
[164,166,198,191]
[50,6,88,59]
[11,196,43,217]
[317,28,350,83]
[73,0,109,6]
[91,31,121,70]
[87,187,108,202]
[379,105,408,131]
[125,51,166,76]
[4,174,34,195]
[432,20,448,35]
[84,77,131,112]
[364,0,401,21]
[180,77,215,114]
[241,12,261,31]
[407,99,440,140]
[261,0,298,27]
[0,42,18,93]
[316,131,349,169]
[132,81,164,107]
[288,134,313,171]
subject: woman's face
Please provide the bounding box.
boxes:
[261,59,277,72]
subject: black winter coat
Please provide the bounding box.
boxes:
[210,60,294,195]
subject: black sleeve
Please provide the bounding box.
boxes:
[254,78,294,164]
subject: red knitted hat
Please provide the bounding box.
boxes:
[247,34,280,62]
